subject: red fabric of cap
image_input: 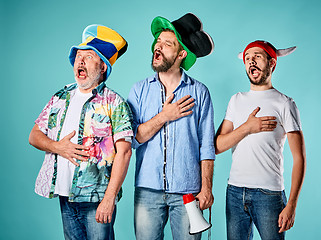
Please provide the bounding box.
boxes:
[243,40,277,63]
[183,193,195,204]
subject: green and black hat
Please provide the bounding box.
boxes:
[151,13,214,70]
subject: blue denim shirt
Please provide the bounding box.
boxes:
[127,71,215,194]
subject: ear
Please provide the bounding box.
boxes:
[101,62,108,74]
[178,50,188,60]
[269,58,277,70]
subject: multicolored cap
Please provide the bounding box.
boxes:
[238,40,296,71]
[69,24,128,80]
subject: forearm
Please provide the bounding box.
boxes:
[135,112,167,144]
[287,155,306,207]
[215,123,249,154]
[196,160,214,210]
[286,131,306,207]
[103,144,132,201]
[200,160,214,191]
[29,124,58,153]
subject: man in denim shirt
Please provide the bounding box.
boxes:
[127,13,215,240]
[29,25,133,240]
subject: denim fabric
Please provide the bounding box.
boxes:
[59,196,116,240]
[226,185,287,240]
[127,71,215,194]
[134,187,201,240]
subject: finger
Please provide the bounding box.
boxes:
[180,111,193,117]
[104,214,108,224]
[261,128,276,132]
[65,130,76,140]
[199,202,205,210]
[279,220,287,233]
[164,94,175,104]
[179,98,195,108]
[181,103,195,112]
[278,215,283,228]
[98,214,104,224]
[261,123,277,129]
[67,157,79,167]
[71,154,89,162]
[176,95,191,105]
[285,219,292,230]
[70,142,90,150]
[290,220,294,229]
[260,116,277,121]
[74,149,90,157]
[251,107,260,116]
[107,214,113,223]
[262,120,277,126]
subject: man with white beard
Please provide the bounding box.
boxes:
[29,24,133,240]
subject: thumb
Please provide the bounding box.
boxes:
[164,93,175,105]
[65,130,76,139]
[251,107,260,117]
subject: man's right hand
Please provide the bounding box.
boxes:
[160,94,195,122]
[53,130,89,166]
[244,107,277,134]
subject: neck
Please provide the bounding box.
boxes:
[250,79,273,91]
[158,67,182,95]
[78,88,94,94]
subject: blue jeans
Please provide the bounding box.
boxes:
[226,185,287,240]
[134,187,201,240]
[59,196,116,240]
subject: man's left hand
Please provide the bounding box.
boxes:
[195,189,214,210]
[278,203,296,233]
[95,197,115,224]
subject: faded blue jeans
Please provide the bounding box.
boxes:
[226,184,287,240]
[134,187,201,240]
[59,196,116,240]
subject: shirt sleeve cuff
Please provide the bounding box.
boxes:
[200,146,216,161]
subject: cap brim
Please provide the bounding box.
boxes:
[69,45,112,80]
[151,16,196,71]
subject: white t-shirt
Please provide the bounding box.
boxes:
[54,88,92,196]
[225,88,301,191]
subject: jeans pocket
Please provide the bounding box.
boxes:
[258,188,281,196]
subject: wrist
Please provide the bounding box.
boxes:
[157,111,168,125]
[240,122,251,135]
[201,184,212,193]
[286,199,298,208]
[104,188,118,201]
[50,140,60,154]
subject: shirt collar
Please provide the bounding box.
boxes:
[63,81,106,96]
[149,70,191,85]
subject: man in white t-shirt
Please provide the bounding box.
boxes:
[29,25,133,240]
[215,40,306,240]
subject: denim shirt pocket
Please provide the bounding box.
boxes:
[48,108,60,130]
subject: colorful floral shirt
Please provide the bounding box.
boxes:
[34,82,133,202]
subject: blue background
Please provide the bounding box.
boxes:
[2,0,320,239]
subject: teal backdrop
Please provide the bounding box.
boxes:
[2,0,320,239]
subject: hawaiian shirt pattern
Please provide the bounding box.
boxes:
[35,82,133,202]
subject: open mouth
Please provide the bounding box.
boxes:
[249,66,261,78]
[77,67,87,78]
[154,50,163,61]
